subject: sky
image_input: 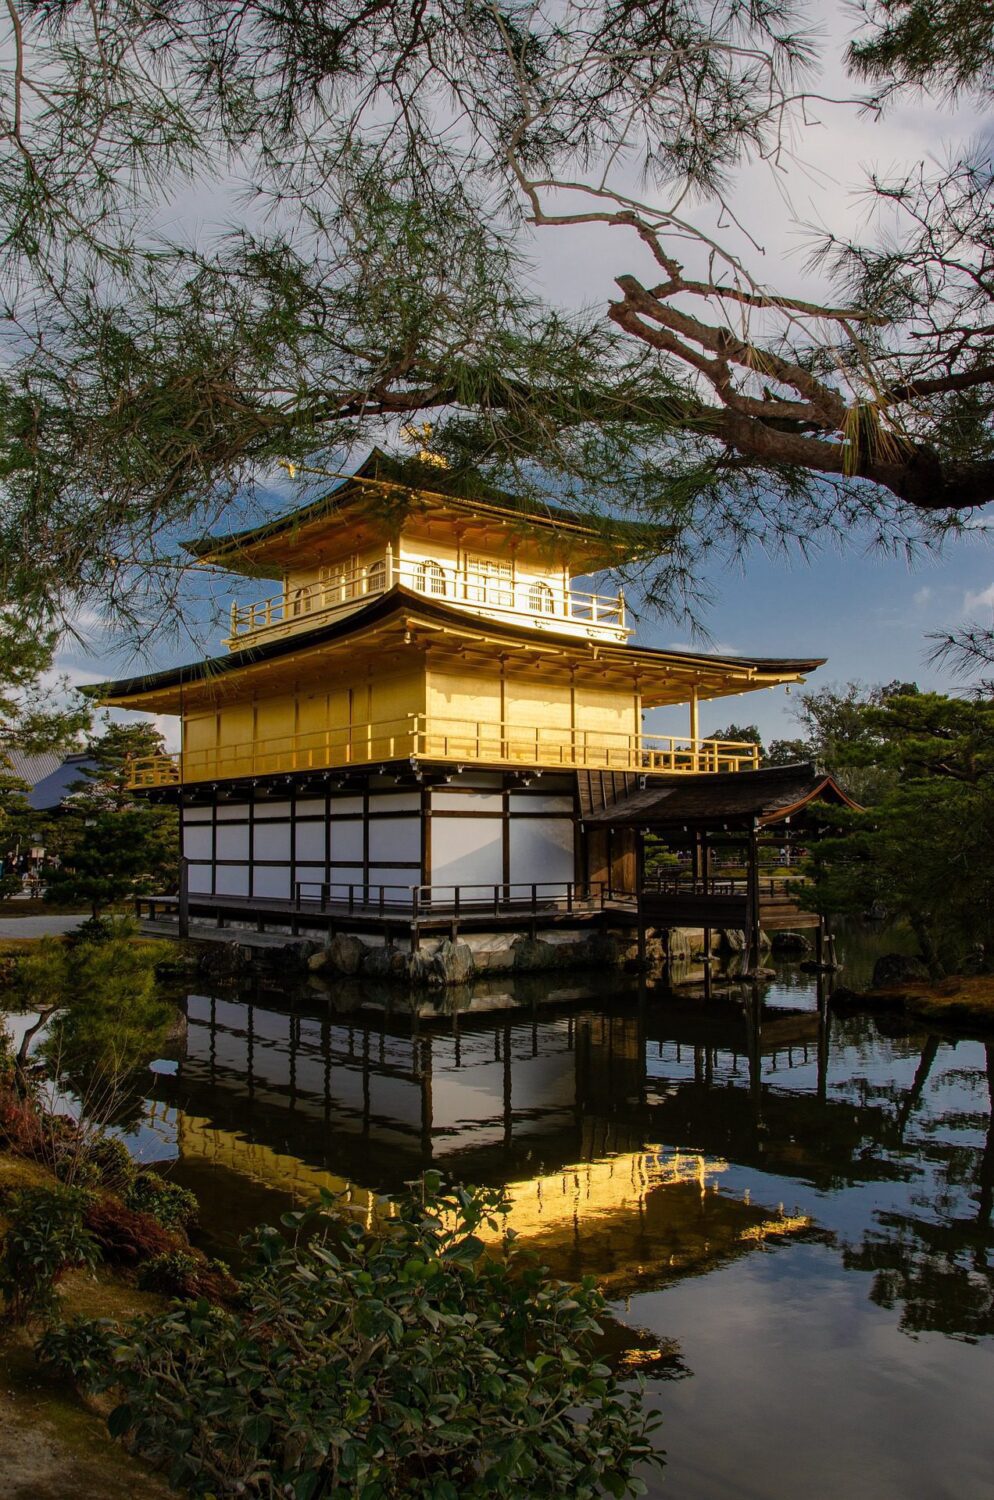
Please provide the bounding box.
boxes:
[47,1,994,750]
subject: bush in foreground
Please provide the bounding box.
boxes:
[41,1175,661,1498]
[0,1184,98,1326]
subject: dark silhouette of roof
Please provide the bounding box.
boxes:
[581,763,861,829]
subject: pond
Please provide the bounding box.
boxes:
[15,924,994,1498]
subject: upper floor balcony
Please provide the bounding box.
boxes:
[126,716,761,789]
[224,548,630,649]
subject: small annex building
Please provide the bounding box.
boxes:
[90,449,825,963]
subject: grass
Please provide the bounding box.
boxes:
[866,974,994,1028]
[0,1148,175,1500]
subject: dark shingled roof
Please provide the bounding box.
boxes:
[581,763,861,829]
[26,753,97,811]
[0,750,97,811]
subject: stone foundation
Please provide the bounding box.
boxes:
[306,928,641,987]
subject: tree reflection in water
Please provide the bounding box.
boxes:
[843,1040,994,1340]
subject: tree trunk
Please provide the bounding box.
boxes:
[910,912,944,980]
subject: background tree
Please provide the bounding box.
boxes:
[42,808,177,921]
[0,610,92,892]
[71,720,173,813]
[807,691,994,972]
[40,717,177,916]
[0,2,993,634]
[704,723,763,751]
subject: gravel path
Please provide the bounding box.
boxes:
[0,914,87,937]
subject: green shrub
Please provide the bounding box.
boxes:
[136,1250,200,1297]
[0,1184,98,1326]
[0,1022,15,1082]
[38,1176,661,1497]
[84,1134,138,1192]
[68,914,116,946]
[123,1173,198,1232]
[36,1314,116,1384]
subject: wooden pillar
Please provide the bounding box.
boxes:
[746,825,761,973]
[178,855,189,939]
[636,831,647,966]
[816,974,829,1106]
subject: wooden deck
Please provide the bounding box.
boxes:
[137,881,639,948]
[639,873,821,934]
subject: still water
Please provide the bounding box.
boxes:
[117,936,994,1500]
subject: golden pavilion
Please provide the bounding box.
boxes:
[92,450,823,955]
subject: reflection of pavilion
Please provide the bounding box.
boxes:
[157,988,823,1291]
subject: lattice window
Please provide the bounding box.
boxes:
[528,581,555,614]
[416,558,448,596]
[466,556,512,607]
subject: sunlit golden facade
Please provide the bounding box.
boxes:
[93,452,822,908]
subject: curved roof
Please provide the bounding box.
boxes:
[183,448,664,574]
[84,585,825,709]
[582,763,861,828]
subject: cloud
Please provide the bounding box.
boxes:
[964,583,994,614]
[913,586,932,608]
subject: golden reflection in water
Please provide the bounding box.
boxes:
[176,1115,810,1290]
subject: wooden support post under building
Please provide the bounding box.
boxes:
[746,825,762,975]
[178,857,189,940]
[636,831,647,967]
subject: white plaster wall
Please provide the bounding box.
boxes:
[183,825,212,861]
[215,866,250,896]
[430,817,502,887]
[367,868,419,894]
[253,865,291,899]
[508,793,574,814]
[215,824,249,862]
[295,799,326,818]
[295,822,326,861]
[508,817,574,885]
[369,792,421,813]
[368,817,421,865]
[188,863,213,894]
[331,821,364,862]
[253,822,291,862]
[432,790,502,813]
[257,800,292,819]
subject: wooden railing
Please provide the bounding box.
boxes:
[225,551,629,646]
[642,873,800,899]
[292,879,612,918]
[127,716,761,788]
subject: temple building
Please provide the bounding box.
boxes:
[91,449,825,961]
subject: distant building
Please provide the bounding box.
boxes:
[2,749,97,813]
